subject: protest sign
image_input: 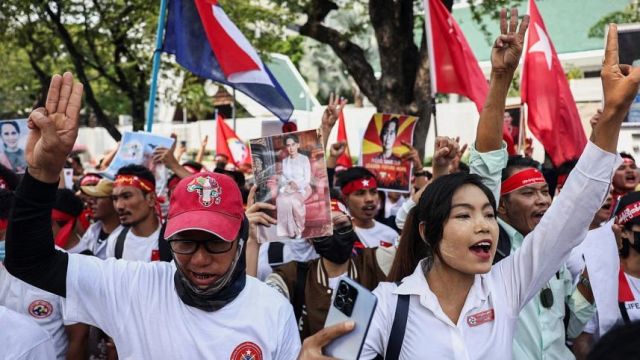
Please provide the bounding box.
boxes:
[361,113,417,192]
[250,129,332,241]
[0,119,28,174]
[614,24,640,123]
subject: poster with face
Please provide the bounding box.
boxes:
[361,113,418,192]
[0,119,28,174]
[504,105,523,149]
[103,131,175,185]
[616,24,640,123]
[249,129,332,241]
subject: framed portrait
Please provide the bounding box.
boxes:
[0,119,29,174]
[250,129,332,241]
[360,113,418,192]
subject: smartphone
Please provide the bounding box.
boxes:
[323,277,377,359]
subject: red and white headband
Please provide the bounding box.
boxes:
[114,175,155,192]
[341,177,378,196]
[501,168,546,195]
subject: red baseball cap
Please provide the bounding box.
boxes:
[164,172,244,241]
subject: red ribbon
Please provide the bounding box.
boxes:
[341,177,378,196]
[501,168,546,195]
[51,209,76,248]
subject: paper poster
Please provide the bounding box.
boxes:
[361,113,418,192]
[0,119,28,174]
[614,24,640,123]
[504,105,524,151]
[63,168,74,190]
[103,131,175,181]
[250,129,332,241]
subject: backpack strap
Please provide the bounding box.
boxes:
[292,261,310,322]
[157,222,172,262]
[268,242,285,268]
[114,227,130,260]
[374,281,410,360]
[493,224,511,264]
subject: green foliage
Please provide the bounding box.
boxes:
[589,2,640,38]
[467,0,526,44]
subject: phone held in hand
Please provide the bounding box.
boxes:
[323,277,377,359]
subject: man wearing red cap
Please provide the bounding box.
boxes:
[5,72,301,358]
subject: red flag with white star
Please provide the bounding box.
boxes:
[216,114,250,167]
[335,111,353,168]
[521,0,586,166]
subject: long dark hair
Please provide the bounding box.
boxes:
[388,173,496,282]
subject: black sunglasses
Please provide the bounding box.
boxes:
[167,239,234,255]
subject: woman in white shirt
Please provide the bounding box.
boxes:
[277,133,311,238]
[360,11,637,360]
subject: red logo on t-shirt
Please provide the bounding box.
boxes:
[151,249,160,261]
[230,342,263,360]
[466,308,494,327]
[28,300,53,319]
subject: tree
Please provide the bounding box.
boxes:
[589,0,640,38]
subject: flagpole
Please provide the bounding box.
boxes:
[232,88,237,132]
[431,96,439,137]
[145,0,169,133]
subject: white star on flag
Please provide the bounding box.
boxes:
[528,23,552,71]
[362,179,370,186]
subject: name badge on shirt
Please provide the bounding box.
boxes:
[466,309,494,327]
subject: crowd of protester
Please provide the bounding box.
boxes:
[1,9,640,360]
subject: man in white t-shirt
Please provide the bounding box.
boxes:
[79,178,122,259]
[0,305,56,359]
[336,167,398,248]
[5,72,301,357]
[106,164,162,261]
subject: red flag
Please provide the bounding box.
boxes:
[424,0,488,113]
[336,111,353,168]
[522,0,586,166]
[216,114,250,167]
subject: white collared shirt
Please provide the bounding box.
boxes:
[361,142,619,359]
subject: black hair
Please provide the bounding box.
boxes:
[336,167,376,189]
[501,155,542,181]
[380,118,399,138]
[54,188,84,217]
[620,152,636,163]
[1,121,20,135]
[181,161,205,172]
[588,321,640,360]
[0,188,13,219]
[557,159,578,176]
[388,172,496,282]
[115,164,156,191]
[283,133,299,144]
[457,162,470,174]
[0,163,19,190]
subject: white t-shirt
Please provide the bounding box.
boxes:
[384,195,406,219]
[354,221,398,248]
[105,224,161,262]
[0,265,68,360]
[257,239,319,281]
[0,305,56,360]
[63,254,301,359]
[76,222,120,260]
[584,272,640,338]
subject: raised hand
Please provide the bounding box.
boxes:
[26,72,84,183]
[593,24,640,153]
[329,141,347,158]
[491,8,530,75]
[433,136,460,168]
[602,24,640,116]
[297,322,354,360]
[400,141,423,171]
[321,93,347,131]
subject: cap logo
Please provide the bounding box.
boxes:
[187,176,222,207]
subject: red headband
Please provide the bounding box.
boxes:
[52,209,77,248]
[623,158,635,166]
[341,177,378,196]
[114,175,155,192]
[0,218,7,231]
[501,168,546,195]
[616,201,640,226]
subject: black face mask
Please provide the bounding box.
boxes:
[312,225,357,264]
[623,231,640,254]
